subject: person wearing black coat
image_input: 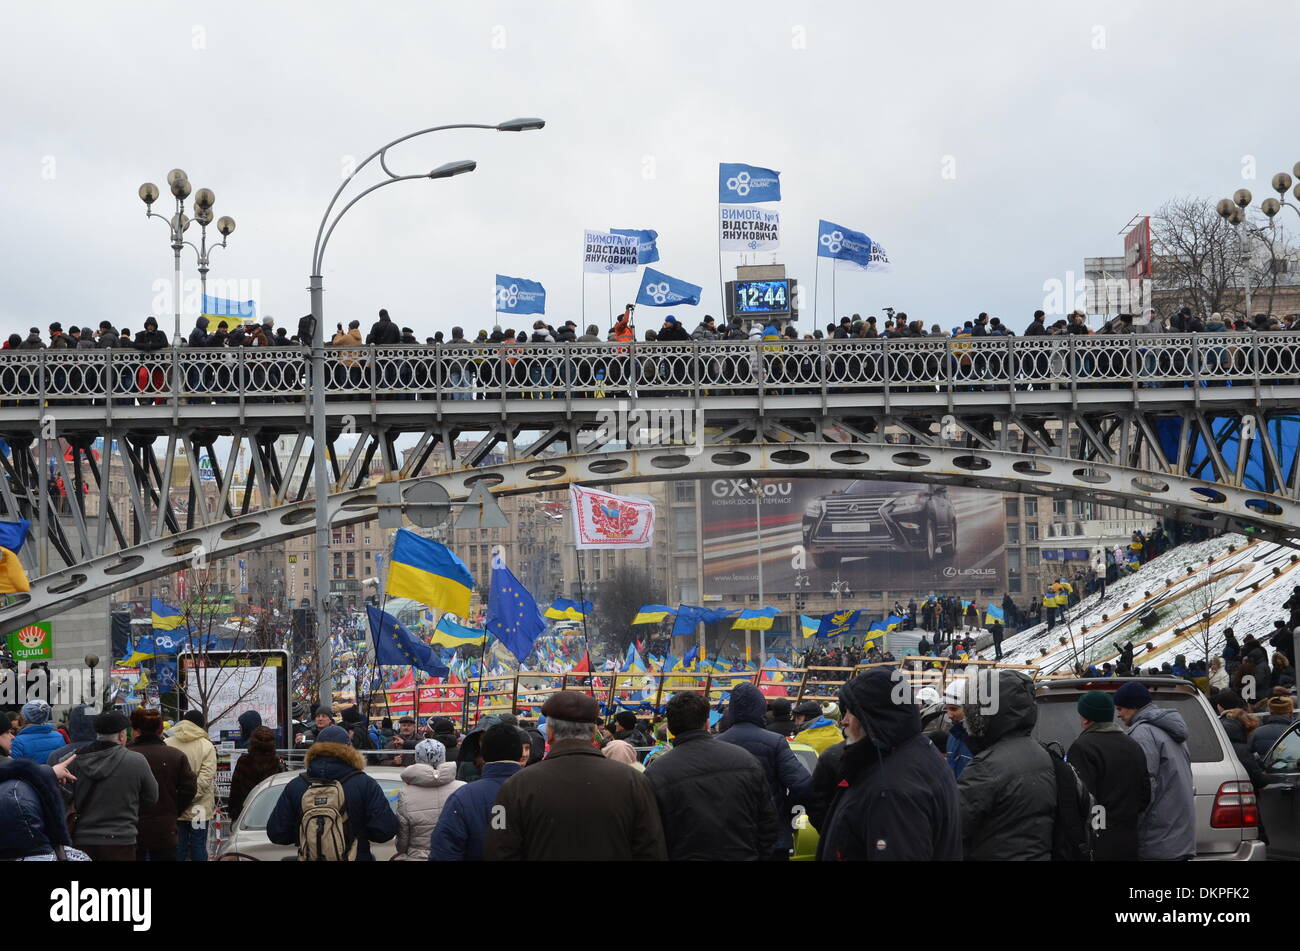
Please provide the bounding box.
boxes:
[1066,691,1150,860]
[128,709,197,861]
[957,669,1056,861]
[765,698,797,738]
[816,669,962,861]
[366,309,401,345]
[718,683,814,857]
[644,691,776,861]
[1218,713,1269,791]
[227,726,285,821]
[807,740,846,833]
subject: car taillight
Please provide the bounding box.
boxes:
[1210,781,1258,828]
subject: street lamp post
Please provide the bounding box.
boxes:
[307,117,543,710]
[1216,164,1300,319]
[138,172,237,341]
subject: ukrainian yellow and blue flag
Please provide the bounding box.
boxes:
[430,615,487,649]
[544,598,592,621]
[984,603,1005,625]
[632,604,675,625]
[732,607,778,630]
[386,528,474,617]
[151,598,186,631]
[799,614,820,639]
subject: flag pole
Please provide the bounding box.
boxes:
[717,202,726,325]
[813,255,820,330]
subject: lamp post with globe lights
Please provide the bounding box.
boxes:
[1216,163,1300,319]
[305,117,544,707]
[137,171,236,342]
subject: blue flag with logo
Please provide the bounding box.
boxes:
[367,605,449,677]
[817,608,861,639]
[495,275,547,315]
[817,220,874,267]
[719,162,781,203]
[486,554,548,663]
[611,228,659,264]
[635,267,702,308]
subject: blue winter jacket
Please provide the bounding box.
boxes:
[946,721,974,779]
[718,683,815,852]
[10,724,66,764]
[265,741,397,860]
[428,761,522,861]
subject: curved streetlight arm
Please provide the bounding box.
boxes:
[311,122,496,273]
[317,173,431,273]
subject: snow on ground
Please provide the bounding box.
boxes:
[986,532,1300,676]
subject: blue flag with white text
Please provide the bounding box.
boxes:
[719,163,781,203]
[495,275,547,315]
[611,228,660,265]
[636,267,702,308]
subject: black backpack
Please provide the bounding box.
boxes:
[1041,741,1094,862]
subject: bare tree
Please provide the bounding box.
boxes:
[1152,197,1295,317]
[591,565,664,656]
[1186,570,1238,668]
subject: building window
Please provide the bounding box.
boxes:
[1026,523,1039,541]
[1052,499,1067,517]
[1072,500,1087,518]
[1024,497,1038,517]
[1027,548,1041,568]
[364,536,371,545]
[1007,524,1020,545]
[1005,498,1019,518]
[1008,573,1021,594]
[674,482,695,503]
[1006,550,1021,572]
[304,568,309,578]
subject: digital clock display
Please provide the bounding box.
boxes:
[733,279,791,315]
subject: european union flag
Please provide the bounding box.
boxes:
[486,554,547,664]
[367,605,449,678]
[671,605,736,637]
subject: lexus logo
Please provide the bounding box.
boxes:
[846,502,867,513]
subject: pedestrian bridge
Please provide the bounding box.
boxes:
[2,334,1298,628]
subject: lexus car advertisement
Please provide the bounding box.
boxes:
[701,478,1006,595]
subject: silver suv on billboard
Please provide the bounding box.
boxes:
[801,480,957,569]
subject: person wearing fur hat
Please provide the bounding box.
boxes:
[1066,691,1150,860]
[1114,681,1196,860]
[1249,696,1295,759]
[128,708,197,861]
[10,701,64,763]
[394,739,464,861]
[266,724,397,860]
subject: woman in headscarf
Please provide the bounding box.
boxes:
[394,739,464,860]
[601,739,645,772]
[227,726,285,821]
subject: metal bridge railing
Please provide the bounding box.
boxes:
[1,333,1298,405]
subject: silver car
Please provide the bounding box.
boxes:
[214,765,406,861]
[1033,677,1266,860]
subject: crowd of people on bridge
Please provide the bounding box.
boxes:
[7,302,1300,403]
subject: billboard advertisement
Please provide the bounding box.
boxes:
[702,478,1005,595]
[1124,216,1152,280]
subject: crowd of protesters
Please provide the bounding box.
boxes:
[7,303,1300,404]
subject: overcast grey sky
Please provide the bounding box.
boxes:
[2,1,1296,340]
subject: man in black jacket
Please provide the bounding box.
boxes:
[765,697,796,737]
[957,669,1056,860]
[645,691,776,860]
[817,669,961,861]
[718,683,813,858]
[657,315,692,342]
[366,308,401,345]
[1066,690,1150,860]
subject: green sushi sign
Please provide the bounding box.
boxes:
[7,620,53,661]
